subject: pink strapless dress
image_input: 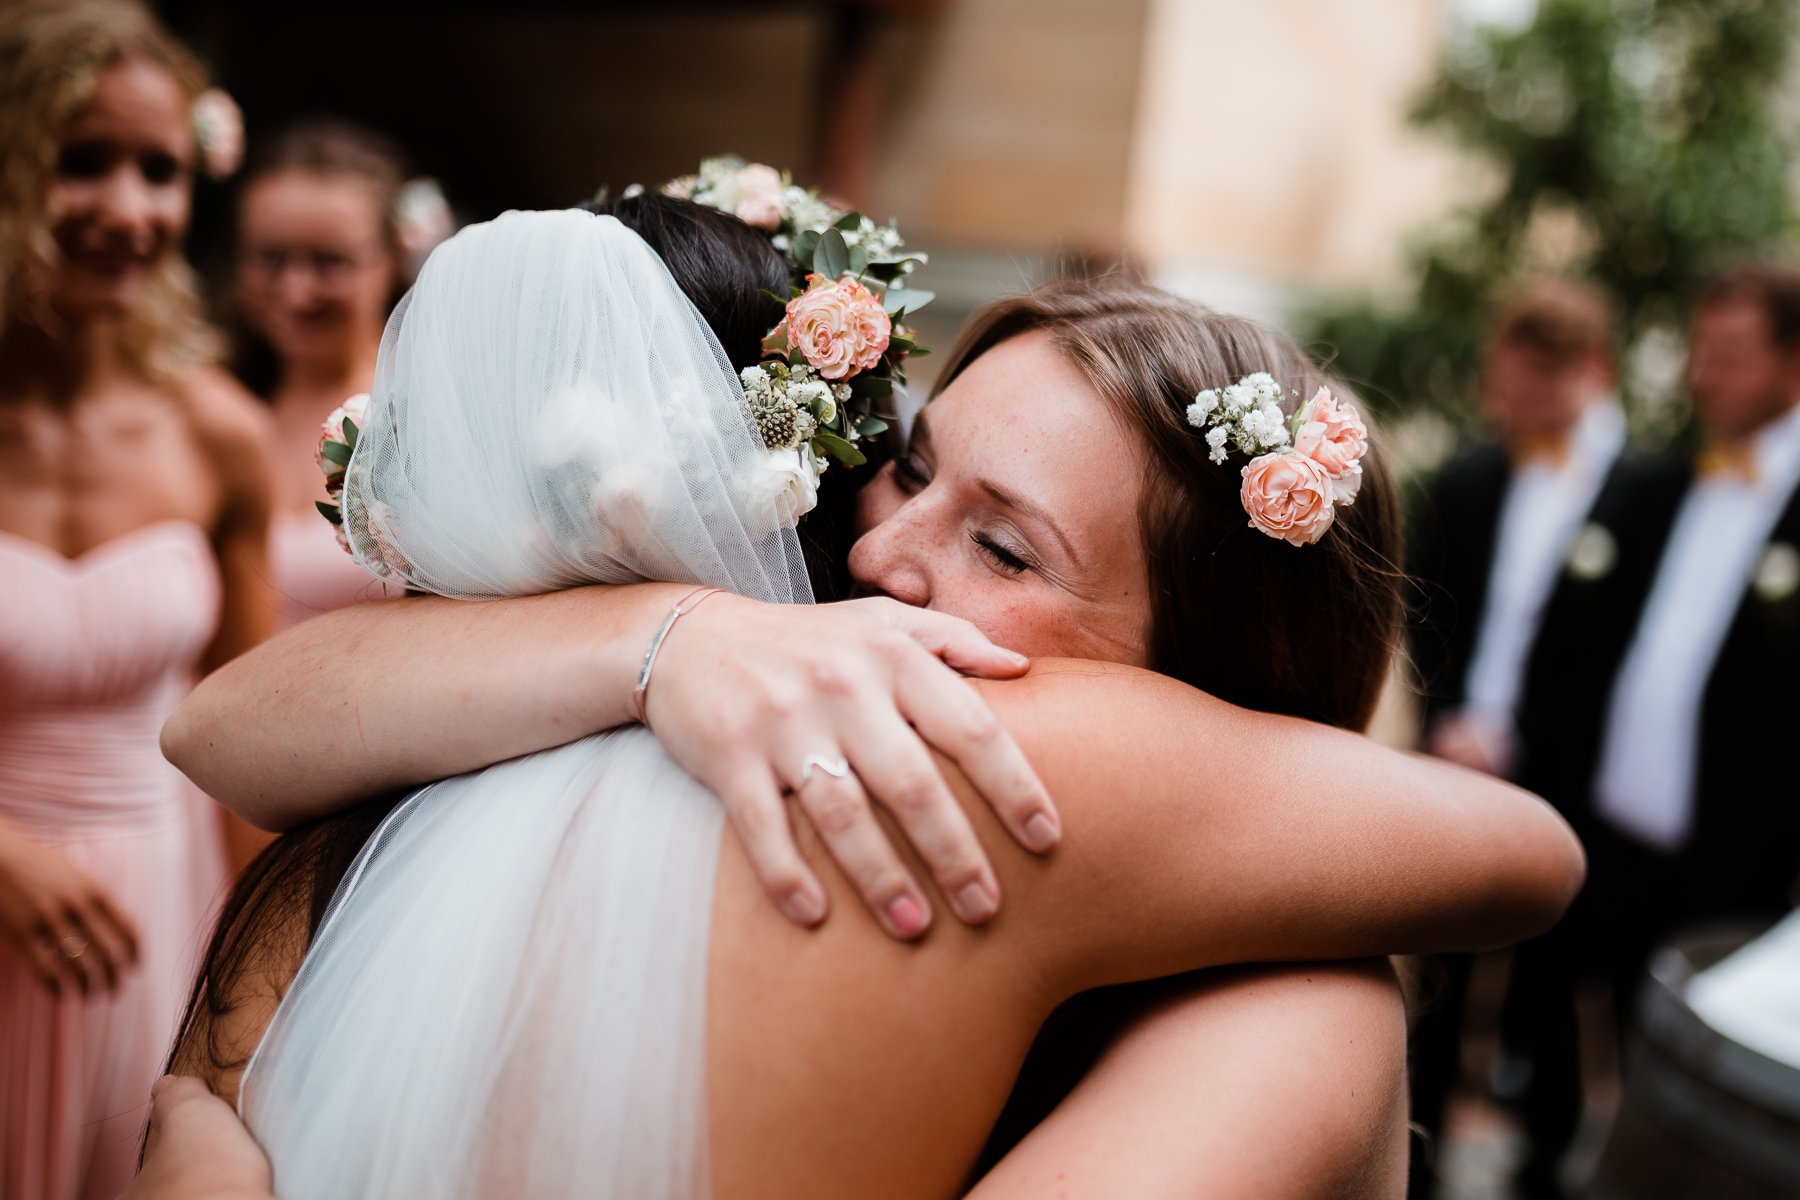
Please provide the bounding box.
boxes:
[270,509,391,629]
[0,520,224,1200]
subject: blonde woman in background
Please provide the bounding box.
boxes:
[0,3,277,1196]
[232,120,443,624]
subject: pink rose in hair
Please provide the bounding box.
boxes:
[1291,387,1368,504]
[732,164,787,231]
[1240,451,1337,547]
[785,275,891,380]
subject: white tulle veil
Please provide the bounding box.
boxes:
[238,209,812,1198]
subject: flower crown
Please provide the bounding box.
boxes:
[1186,373,1370,547]
[658,155,932,492]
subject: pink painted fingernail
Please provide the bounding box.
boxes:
[886,894,928,938]
[1022,812,1060,852]
[955,880,997,923]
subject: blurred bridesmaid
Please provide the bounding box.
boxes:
[231,120,449,624]
[0,3,277,1197]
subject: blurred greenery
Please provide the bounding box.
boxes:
[1301,0,1798,437]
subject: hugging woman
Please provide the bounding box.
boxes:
[157,193,1582,1198]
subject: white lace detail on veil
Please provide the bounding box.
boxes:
[239,209,812,1199]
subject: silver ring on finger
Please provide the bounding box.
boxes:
[799,754,852,787]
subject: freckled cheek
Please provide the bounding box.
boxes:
[952,586,1069,658]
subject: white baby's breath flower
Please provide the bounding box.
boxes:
[1221,383,1252,415]
[1205,426,1230,464]
[740,365,771,390]
[791,378,835,423]
[784,187,843,234]
[1187,390,1220,426]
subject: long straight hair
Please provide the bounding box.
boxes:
[937,280,1404,731]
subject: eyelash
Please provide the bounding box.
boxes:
[894,450,1034,575]
[893,453,929,490]
[970,531,1030,575]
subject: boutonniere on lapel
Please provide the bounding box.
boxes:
[1565,522,1618,582]
[1752,542,1800,604]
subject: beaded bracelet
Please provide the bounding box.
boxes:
[631,586,722,729]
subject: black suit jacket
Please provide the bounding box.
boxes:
[1408,444,1514,724]
[1516,454,1800,917]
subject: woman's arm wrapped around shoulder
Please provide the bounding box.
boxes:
[162,588,1061,937]
[962,660,1585,984]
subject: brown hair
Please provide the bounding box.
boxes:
[936,280,1404,731]
[1490,278,1614,364]
[0,0,218,378]
[240,118,411,259]
[230,119,413,392]
[1698,263,1800,351]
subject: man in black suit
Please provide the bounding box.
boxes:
[1504,265,1800,1198]
[1406,280,1625,1199]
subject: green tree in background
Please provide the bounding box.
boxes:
[1303,0,1797,437]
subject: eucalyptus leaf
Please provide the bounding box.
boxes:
[847,244,868,276]
[882,287,935,315]
[814,429,866,466]
[315,500,342,525]
[342,416,359,450]
[814,228,850,280]
[320,440,352,468]
[833,211,864,232]
[792,229,821,265]
[854,416,890,437]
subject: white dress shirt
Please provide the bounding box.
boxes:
[1595,400,1800,850]
[1458,403,1626,740]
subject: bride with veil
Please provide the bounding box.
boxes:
[240,206,809,1196]
[163,196,1585,1198]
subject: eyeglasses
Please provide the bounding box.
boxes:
[238,245,385,284]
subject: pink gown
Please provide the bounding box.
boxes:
[269,508,391,628]
[0,520,223,1200]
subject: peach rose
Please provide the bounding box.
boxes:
[785,275,891,380]
[1240,451,1337,547]
[316,393,370,475]
[1291,387,1368,504]
[732,164,787,231]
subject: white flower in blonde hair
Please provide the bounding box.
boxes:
[191,89,243,181]
[394,178,455,271]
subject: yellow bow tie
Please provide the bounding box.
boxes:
[1509,433,1572,468]
[1697,440,1759,483]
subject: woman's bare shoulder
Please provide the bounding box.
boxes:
[168,367,276,521]
[171,367,273,457]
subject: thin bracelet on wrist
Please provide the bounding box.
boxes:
[632,586,722,730]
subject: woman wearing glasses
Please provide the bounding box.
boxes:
[231,120,449,626]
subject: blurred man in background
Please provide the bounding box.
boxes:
[1406,279,1625,1199]
[1506,264,1800,1198]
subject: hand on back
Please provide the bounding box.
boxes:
[646,594,1061,939]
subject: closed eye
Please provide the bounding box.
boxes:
[894,453,930,491]
[971,530,1030,575]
